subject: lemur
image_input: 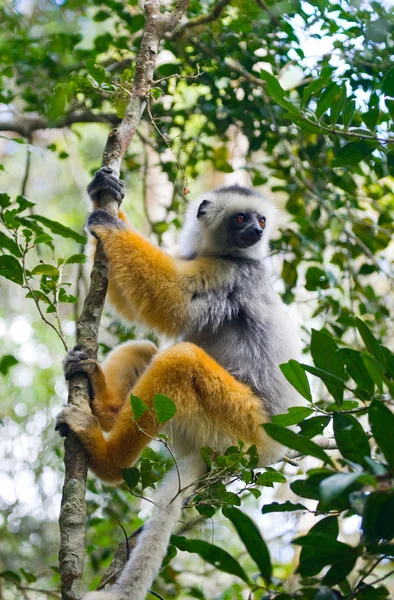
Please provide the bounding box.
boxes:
[56,167,302,600]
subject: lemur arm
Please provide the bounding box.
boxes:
[87,209,221,337]
[87,209,139,324]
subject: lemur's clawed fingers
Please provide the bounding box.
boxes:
[87,167,125,205]
[63,346,98,381]
[55,404,98,438]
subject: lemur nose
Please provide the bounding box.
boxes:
[255,228,263,238]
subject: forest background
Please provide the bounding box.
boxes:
[1,1,394,599]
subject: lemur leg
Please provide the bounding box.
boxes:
[57,342,272,484]
[62,341,158,432]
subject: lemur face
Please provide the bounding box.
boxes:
[180,184,275,260]
[227,210,266,249]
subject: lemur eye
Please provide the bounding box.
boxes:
[259,217,266,228]
[236,213,246,224]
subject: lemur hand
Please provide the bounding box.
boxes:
[56,346,99,437]
[86,208,126,238]
[87,167,125,205]
[62,345,98,381]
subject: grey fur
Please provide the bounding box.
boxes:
[180,187,302,416]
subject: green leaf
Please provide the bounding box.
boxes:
[16,195,35,211]
[263,423,334,465]
[343,100,356,129]
[271,406,314,426]
[355,318,386,368]
[0,355,18,375]
[340,348,374,393]
[333,413,371,466]
[65,253,86,264]
[311,329,345,406]
[0,231,22,256]
[171,536,250,584]
[298,416,330,439]
[320,471,372,505]
[86,59,106,85]
[256,468,286,486]
[24,215,86,244]
[222,506,272,583]
[382,66,394,96]
[295,531,360,584]
[31,264,59,277]
[0,192,11,208]
[153,394,176,423]
[196,504,216,518]
[305,266,329,291]
[353,585,390,600]
[34,233,53,245]
[259,70,299,114]
[0,255,23,285]
[366,543,394,558]
[301,364,347,390]
[362,354,384,392]
[122,467,140,489]
[362,491,394,542]
[0,570,21,584]
[279,360,312,402]
[20,569,37,584]
[262,501,307,514]
[332,141,377,167]
[316,82,341,119]
[369,400,394,469]
[130,394,148,421]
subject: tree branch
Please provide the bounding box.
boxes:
[0,112,120,137]
[168,0,231,37]
[57,2,190,599]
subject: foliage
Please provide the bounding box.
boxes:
[1,0,394,599]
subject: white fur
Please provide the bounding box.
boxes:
[179,186,277,261]
[82,454,206,600]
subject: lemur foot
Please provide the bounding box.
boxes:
[87,167,125,205]
[63,345,99,381]
[55,404,98,438]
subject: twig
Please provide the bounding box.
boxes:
[21,144,31,197]
[168,0,231,38]
[225,58,313,91]
[12,233,69,352]
[0,112,120,137]
[57,2,191,599]
[118,521,131,561]
[54,263,68,350]
[146,96,188,190]
[149,591,165,600]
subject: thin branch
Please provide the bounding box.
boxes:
[225,58,313,91]
[168,0,231,38]
[21,144,32,197]
[0,112,120,137]
[11,232,69,352]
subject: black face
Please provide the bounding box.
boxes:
[228,211,266,249]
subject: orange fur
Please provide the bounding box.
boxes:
[63,343,269,484]
[92,219,236,337]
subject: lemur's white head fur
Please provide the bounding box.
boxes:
[179,184,276,261]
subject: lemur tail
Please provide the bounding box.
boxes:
[82,453,206,600]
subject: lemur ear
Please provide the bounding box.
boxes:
[197,200,211,219]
